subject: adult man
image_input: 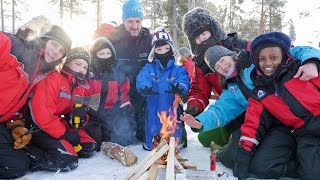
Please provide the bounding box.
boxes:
[0,25,71,178]
[108,0,153,142]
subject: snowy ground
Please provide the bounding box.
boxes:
[18,125,236,180]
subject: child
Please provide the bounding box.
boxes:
[24,47,96,172]
[85,37,136,148]
[136,27,190,150]
[176,47,194,79]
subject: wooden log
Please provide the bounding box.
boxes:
[174,156,185,173]
[101,142,138,167]
[179,160,197,170]
[148,164,159,180]
[126,140,169,180]
[166,137,175,180]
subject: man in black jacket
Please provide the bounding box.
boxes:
[108,0,152,143]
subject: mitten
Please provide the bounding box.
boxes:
[185,105,201,116]
[63,131,80,146]
[165,83,183,95]
[140,86,159,95]
[70,106,88,128]
[233,147,254,180]
[7,120,32,149]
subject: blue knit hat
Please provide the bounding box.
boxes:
[122,0,144,21]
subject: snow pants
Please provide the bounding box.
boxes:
[131,91,147,141]
[25,129,96,172]
[294,128,320,180]
[0,123,30,179]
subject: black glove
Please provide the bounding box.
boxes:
[165,83,183,95]
[69,106,87,128]
[233,147,254,180]
[63,131,80,146]
[140,86,159,95]
[185,105,201,116]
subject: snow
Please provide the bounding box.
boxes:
[18,125,236,180]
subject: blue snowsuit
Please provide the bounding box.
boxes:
[136,58,190,149]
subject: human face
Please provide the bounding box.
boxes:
[258,47,283,77]
[96,48,112,59]
[154,44,171,55]
[44,39,66,63]
[195,31,212,45]
[66,59,88,76]
[213,56,235,77]
[123,17,142,37]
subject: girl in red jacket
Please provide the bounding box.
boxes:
[24,47,96,172]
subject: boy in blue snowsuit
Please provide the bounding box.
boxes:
[136,27,190,150]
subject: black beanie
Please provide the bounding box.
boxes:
[182,8,226,41]
[66,47,91,66]
[42,25,72,54]
[204,45,235,71]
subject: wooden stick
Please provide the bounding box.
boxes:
[125,140,167,180]
[166,137,175,180]
[174,156,185,173]
[126,142,169,180]
[148,164,159,180]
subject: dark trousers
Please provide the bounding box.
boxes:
[249,126,298,178]
[0,123,30,179]
[131,91,147,141]
[25,130,96,172]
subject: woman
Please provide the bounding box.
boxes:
[24,47,96,172]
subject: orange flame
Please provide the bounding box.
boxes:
[158,94,182,140]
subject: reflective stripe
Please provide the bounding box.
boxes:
[240,136,259,146]
[59,92,71,99]
[120,101,131,108]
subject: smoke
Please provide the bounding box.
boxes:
[99,106,138,146]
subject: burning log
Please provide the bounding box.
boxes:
[100,142,138,167]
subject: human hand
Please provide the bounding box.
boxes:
[184,105,200,116]
[140,86,159,95]
[7,120,32,149]
[293,62,318,81]
[63,131,80,146]
[180,112,202,129]
[165,83,183,95]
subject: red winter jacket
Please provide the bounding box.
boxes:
[182,56,195,80]
[0,32,44,122]
[29,70,91,139]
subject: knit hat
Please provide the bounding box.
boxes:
[177,47,191,57]
[204,45,235,71]
[122,0,144,21]
[148,27,175,62]
[250,32,292,67]
[66,47,91,66]
[42,25,72,54]
[182,7,226,41]
[93,23,116,39]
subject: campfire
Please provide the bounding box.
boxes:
[125,95,200,180]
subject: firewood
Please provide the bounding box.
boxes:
[174,157,185,173]
[125,141,169,180]
[101,142,138,167]
[166,137,175,180]
[148,164,159,180]
[180,160,197,170]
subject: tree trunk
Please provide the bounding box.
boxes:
[259,0,265,34]
[96,0,100,28]
[70,0,73,19]
[1,0,4,31]
[172,0,177,48]
[60,0,63,26]
[11,0,15,33]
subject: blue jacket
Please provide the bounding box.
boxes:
[136,59,190,149]
[196,46,320,131]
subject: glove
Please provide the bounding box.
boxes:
[185,105,201,116]
[165,83,183,95]
[63,131,80,146]
[69,106,88,128]
[140,86,159,95]
[233,147,254,180]
[7,120,32,149]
